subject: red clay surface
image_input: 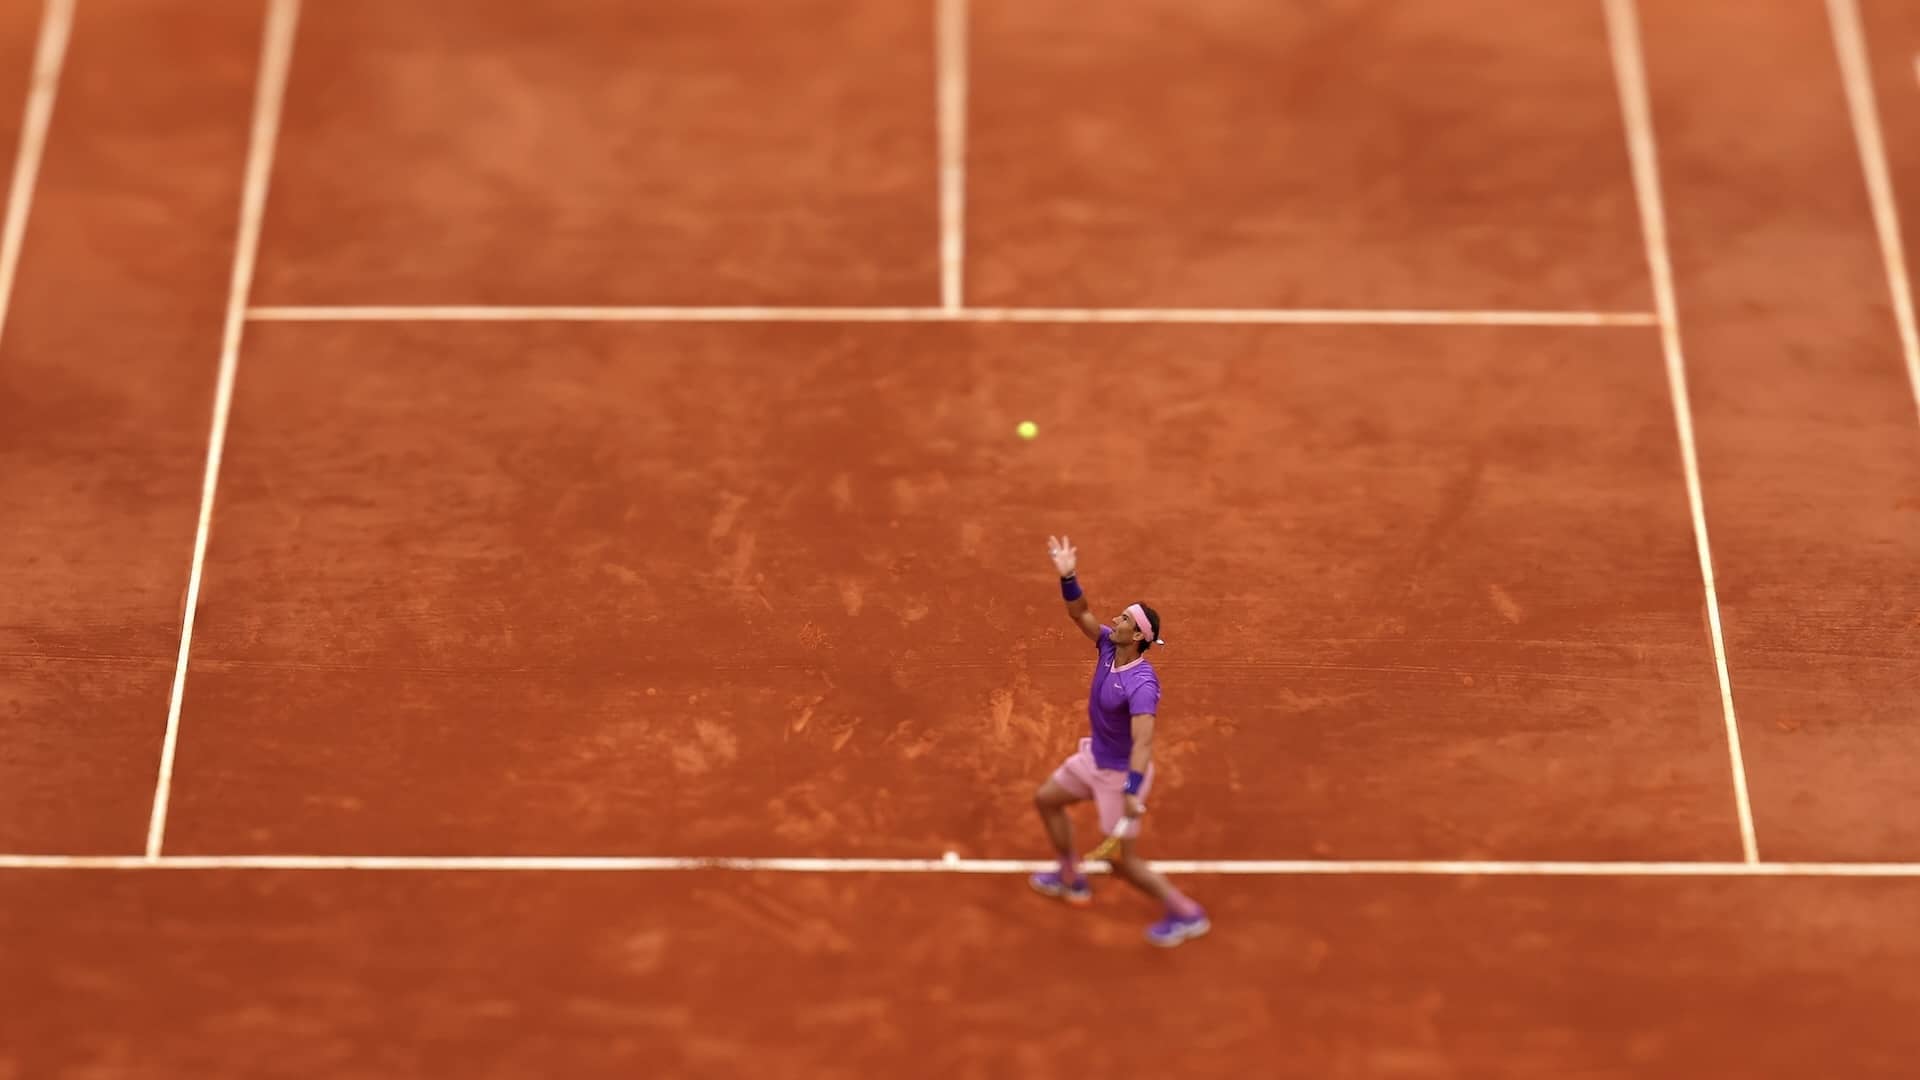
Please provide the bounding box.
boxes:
[966,0,1651,310]
[0,2,34,185]
[162,321,1741,861]
[1643,0,1920,861]
[4,0,1919,1075]
[6,871,1920,1079]
[254,0,941,307]
[0,0,259,852]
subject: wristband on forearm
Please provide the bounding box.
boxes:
[1060,573,1082,602]
[1124,770,1144,795]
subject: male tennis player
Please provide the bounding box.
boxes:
[1029,535,1210,947]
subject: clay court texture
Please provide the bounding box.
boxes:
[4,0,1920,1076]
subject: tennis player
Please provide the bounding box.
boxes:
[1029,535,1210,947]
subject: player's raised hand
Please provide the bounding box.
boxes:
[1047,535,1077,577]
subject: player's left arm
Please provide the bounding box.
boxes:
[1124,711,1154,818]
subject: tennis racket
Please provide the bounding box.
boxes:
[1083,810,1142,861]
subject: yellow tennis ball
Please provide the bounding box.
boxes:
[1016,420,1038,440]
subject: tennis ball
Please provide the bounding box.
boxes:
[1016,420,1038,440]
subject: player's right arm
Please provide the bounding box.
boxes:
[1048,535,1102,642]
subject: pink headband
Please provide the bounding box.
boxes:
[1125,603,1161,645]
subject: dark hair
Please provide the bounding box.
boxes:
[1134,603,1160,652]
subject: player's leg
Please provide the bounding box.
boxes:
[1088,767,1209,945]
[1031,777,1092,903]
[1034,776,1081,862]
[1110,838,1209,946]
[1030,742,1097,904]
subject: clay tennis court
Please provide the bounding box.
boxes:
[4,0,1920,1075]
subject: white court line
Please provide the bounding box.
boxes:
[1603,0,1759,864]
[0,0,74,349]
[246,305,1659,327]
[143,0,301,860]
[1827,0,1920,426]
[936,0,967,310]
[5,854,1920,877]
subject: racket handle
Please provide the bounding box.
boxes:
[1083,819,1132,860]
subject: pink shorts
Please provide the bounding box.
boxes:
[1050,736,1155,836]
